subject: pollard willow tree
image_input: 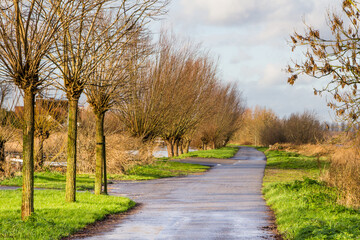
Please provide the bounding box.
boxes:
[0,82,11,169]
[115,31,169,143]
[199,83,245,149]
[0,0,79,220]
[84,27,129,195]
[288,0,360,125]
[152,34,218,157]
[85,25,162,195]
[48,0,168,202]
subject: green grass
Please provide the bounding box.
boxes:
[257,148,328,184]
[0,189,134,240]
[0,171,95,190]
[110,160,209,181]
[260,148,360,239]
[0,160,209,189]
[173,146,238,159]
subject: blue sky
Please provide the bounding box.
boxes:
[151,0,340,122]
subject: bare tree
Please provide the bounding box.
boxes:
[0,0,78,220]
[0,81,11,109]
[284,111,324,144]
[115,37,168,143]
[0,108,20,171]
[198,83,245,149]
[148,34,218,157]
[84,26,131,195]
[48,0,168,202]
[34,96,67,168]
[288,0,360,126]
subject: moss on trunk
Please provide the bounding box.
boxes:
[94,112,105,195]
[21,90,35,220]
[65,99,78,202]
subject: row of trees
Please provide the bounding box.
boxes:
[0,0,245,221]
[115,34,245,157]
[233,107,325,146]
[0,0,168,220]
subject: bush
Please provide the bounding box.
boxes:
[283,111,324,145]
[323,145,360,208]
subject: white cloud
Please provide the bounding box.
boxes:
[179,0,313,25]
[154,0,342,122]
[259,64,285,86]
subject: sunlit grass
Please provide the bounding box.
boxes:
[110,160,209,181]
[0,160,209,188]
[261,148,360,239]
[257,147,328,184]
[173,146,238,159]
[0,171,94,190]
[0,189,134,240]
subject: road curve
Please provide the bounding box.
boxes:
[78,147,276,240]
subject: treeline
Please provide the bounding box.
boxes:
[115,33,245,157]
[233,107,325,146]
[0,0,244,220]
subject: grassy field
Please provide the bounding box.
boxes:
[0,147,232,239]
[0,160,209,189]
[110,160,209,181]
[259,148,360,239]
[0,147,235,189]
[0,171,95,190]
[258,147,328,184]
[173,146,238,159]
[0,189,134,240]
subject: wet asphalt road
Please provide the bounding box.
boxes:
[80,146,276,240]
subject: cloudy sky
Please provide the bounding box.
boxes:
[151,0,341,122]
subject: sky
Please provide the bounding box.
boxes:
[150,0,341,122]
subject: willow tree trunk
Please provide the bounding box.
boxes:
[179,143,184,155]
[0,139,5,171]
[94,112,106,195]
[66,99,78,202]
[36,134,46,169]
[183,140,190,154]
[166,139,174,158]
[22,91,35,220]
[174,140,179,157]
[103,135,107,195]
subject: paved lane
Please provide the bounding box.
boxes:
[79,147,276,240]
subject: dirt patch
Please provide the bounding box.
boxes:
[262,207,283,240]
[63,203,143,239]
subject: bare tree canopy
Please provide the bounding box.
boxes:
[45,0,168,202]
[288,0,360,125]
[0,0,86,220]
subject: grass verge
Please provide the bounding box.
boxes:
[0,171,94,190]
[0,189,134,240]
[260,148,360,239]
[173,146,238,159]
[110,160,209,181]
[0,160,209,189]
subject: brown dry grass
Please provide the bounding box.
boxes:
[2,130,158,175]
[268,142,336,157]
[268,133,360,209]
[322,143,360,208]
